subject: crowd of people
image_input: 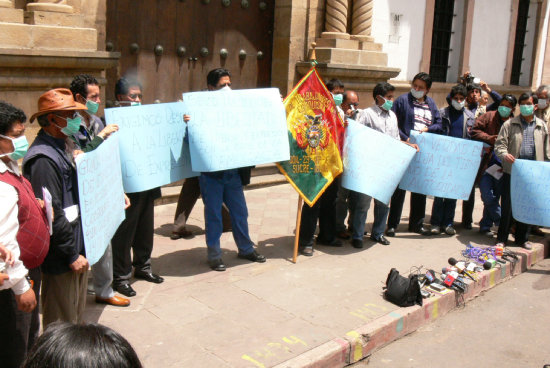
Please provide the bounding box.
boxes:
[0,67,548,367]
[296,72,549,256]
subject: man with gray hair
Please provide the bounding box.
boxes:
[535,84,550,127]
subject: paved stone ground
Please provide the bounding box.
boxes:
[81,183,548,368]
[353,258,550,368]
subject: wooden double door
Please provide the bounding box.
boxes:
[106,1,274,104]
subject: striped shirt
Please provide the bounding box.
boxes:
[519,117,536,160]
[412,99,432,131]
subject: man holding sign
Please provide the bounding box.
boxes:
[193,69,266,271]
[353,82,419,247]
[111,77,164,298]
[494,92,550,249]
[387,72,443,237]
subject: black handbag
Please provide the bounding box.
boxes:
[383,268,423,307]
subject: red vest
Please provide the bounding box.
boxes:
[0,169,50,269]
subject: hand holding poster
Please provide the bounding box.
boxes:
[182,88,290,172]
[399,132,483,200]
[342,121,416,205]
[511,159,550,227]
[104,102,197,193]
[75,134,125,265]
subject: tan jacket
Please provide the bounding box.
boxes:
[495,115,550,174]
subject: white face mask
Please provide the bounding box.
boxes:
[451,99,465,111]
[410,88,425,99]
[219,85,232,91]
[538,98,548,109]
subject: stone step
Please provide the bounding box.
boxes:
[315,47,388,66]
[0,8,24,23]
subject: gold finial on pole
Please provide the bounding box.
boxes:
[309,42,317,62]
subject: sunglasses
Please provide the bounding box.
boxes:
[128,94,143,99]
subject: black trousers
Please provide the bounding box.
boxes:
[0,267,41,368]
[497,173,529,245]
[387,188,426,231]
[461,186,476,225]
[298,180,338,246]
[112,189,156,284]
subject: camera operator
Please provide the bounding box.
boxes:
[459,72,502,118]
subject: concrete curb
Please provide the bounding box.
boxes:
[274,240,549,368]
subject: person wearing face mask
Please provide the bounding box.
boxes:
[68,75,130,308]
[22,88,89,330]
[535,85,550,132]
[353,82,419,247]
[0,101,50,368]
[110,77,164,298]
[471,94,517,238]
[69,74,119,153]
[190,68,266,270]
[326,79,345,120]
[429,84,474,236]
[494,92,550,249]
[386,72,442,237]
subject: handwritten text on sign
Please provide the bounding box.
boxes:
[182,88,290,172]
[399,132,483,200]
[75,134,125,265]
[104,102,197,193]
[342,121,416,205]
[511,159,550,227]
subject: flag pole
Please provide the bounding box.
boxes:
[292,196,304,263]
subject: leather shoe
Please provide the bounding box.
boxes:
[113,284,136,297]
[134,271,164,284]
[209,258,226,271]
[300,246,313,256]
[170,229,193,240]
[351,239,363,248]
[386,228,396,237]
[417,226,431,236]
[238,250,266,263]
[96,295,130,307]
[336,231,351,240]
[462,222,473,230]
[371,235,390,245]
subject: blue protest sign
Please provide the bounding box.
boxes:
[399,131,483,200]
[182,88,290,172]
[341,121,416,205]
[511,159,550,227]
[104,102,198,193]
[75,134,125,265]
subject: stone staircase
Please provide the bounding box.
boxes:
[155,163,287,205]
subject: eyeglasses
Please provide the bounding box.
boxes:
[128,94,143,99]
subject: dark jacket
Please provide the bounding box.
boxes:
[440,105,475,138]
[72,114,105,153]
[391,92,443,141]
[470,110,508,181]
[23,130,85,275]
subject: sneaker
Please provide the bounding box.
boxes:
[480,229,494,238]
[430,226,441,235]
[521,242,533,250]
[444,226,456,236]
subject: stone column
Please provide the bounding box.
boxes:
[323,0,350,39]
[27,0,73,13]
[351,0,374,42]
[0,0,14,8]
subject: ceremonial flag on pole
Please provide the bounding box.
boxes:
[277,67,344,206]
